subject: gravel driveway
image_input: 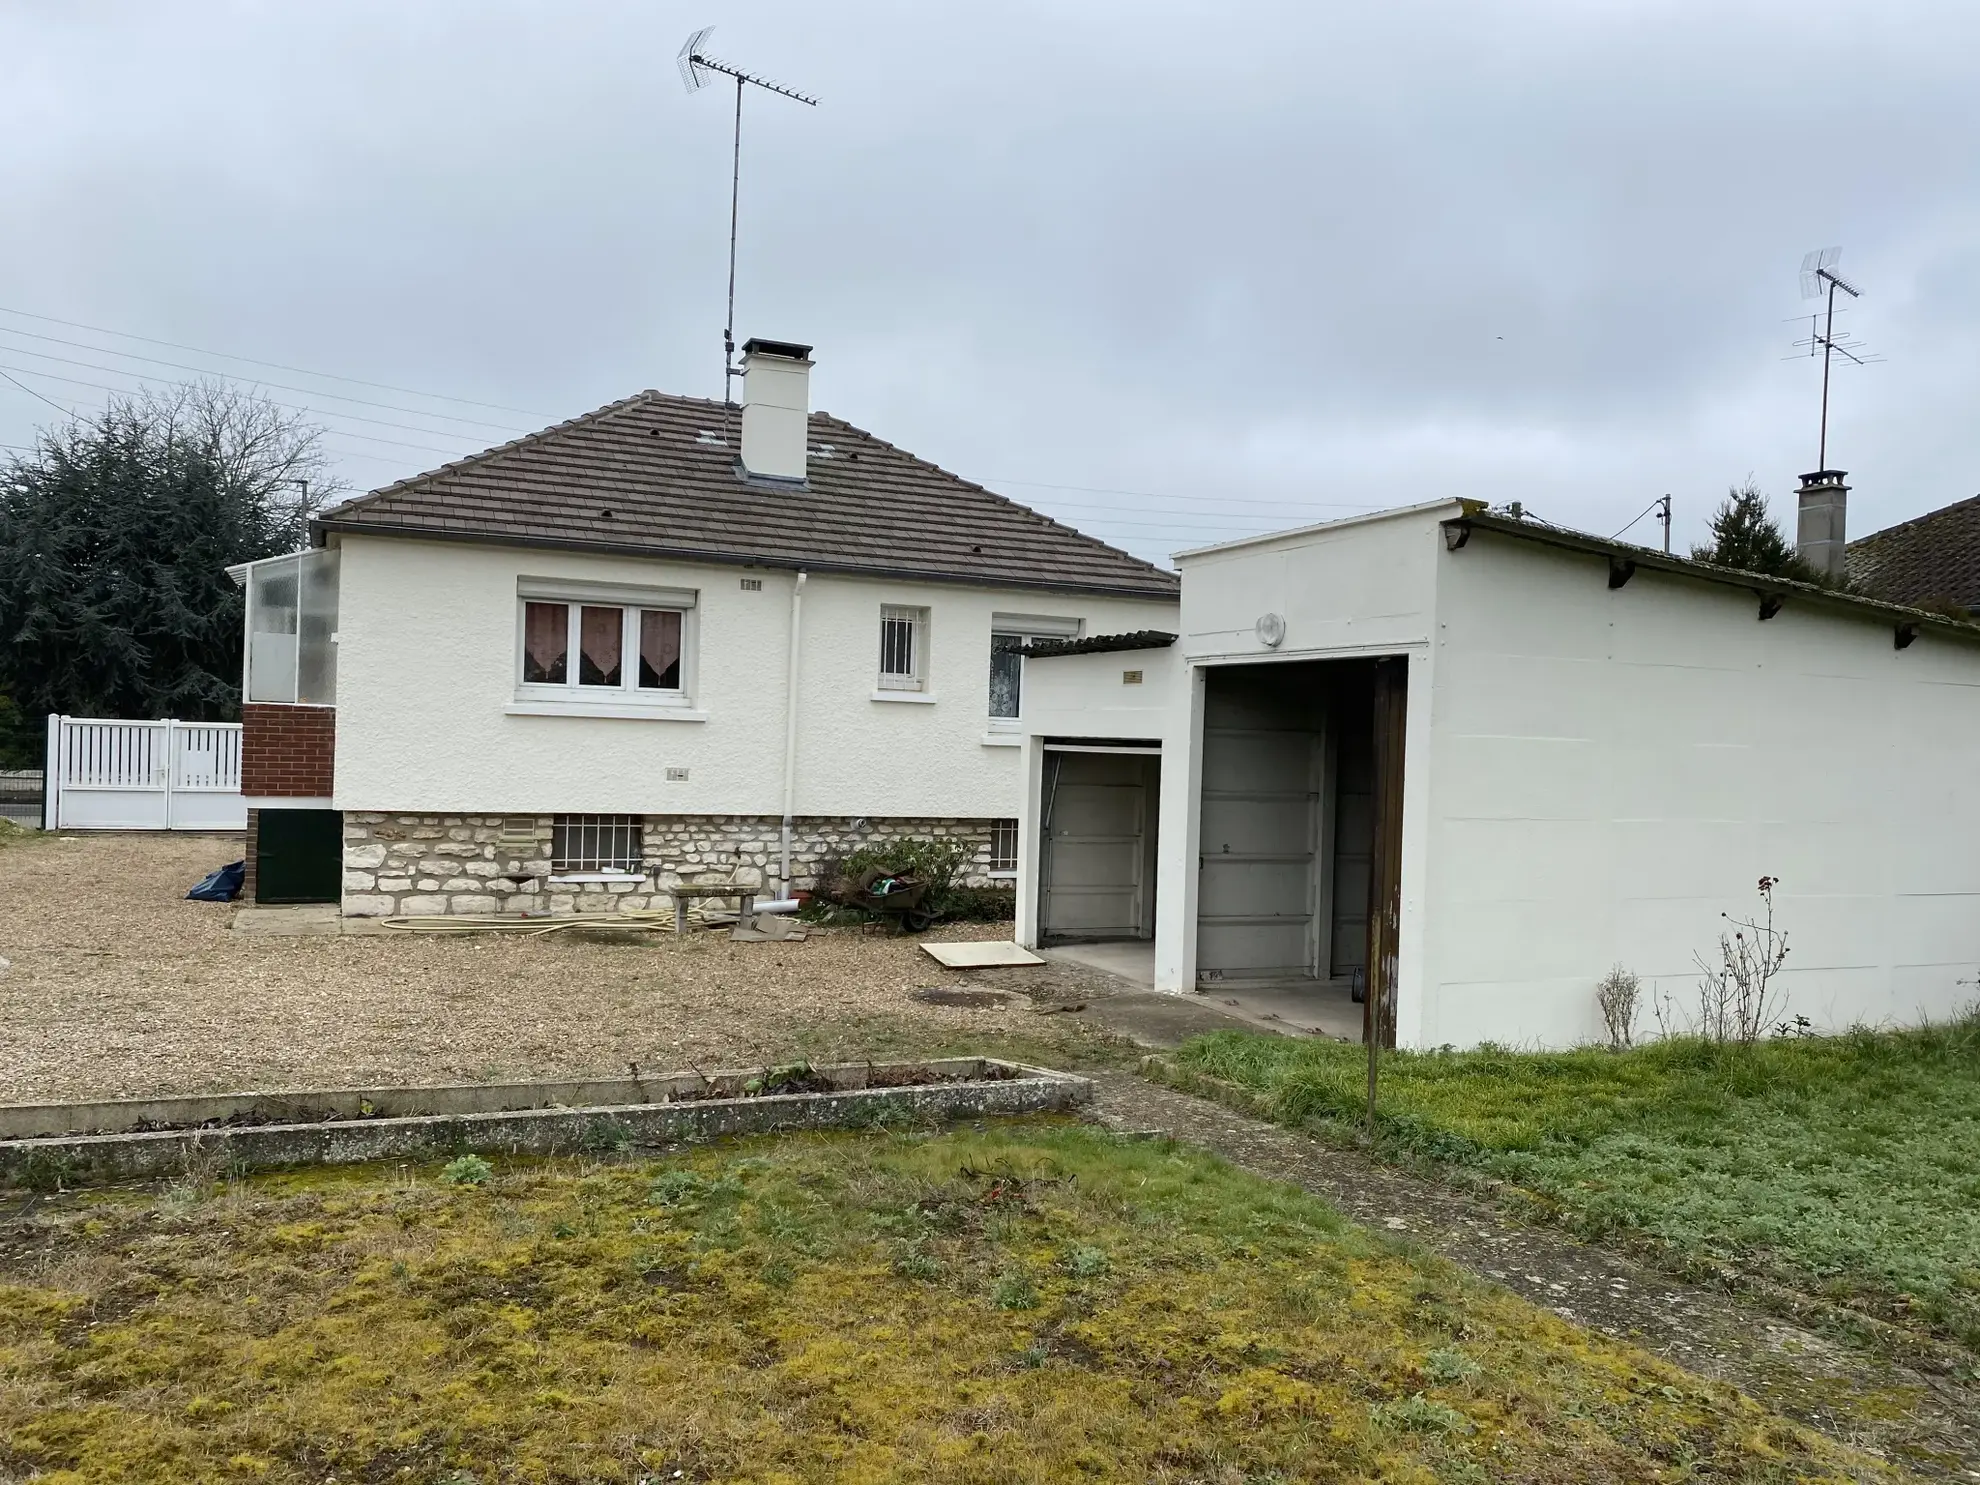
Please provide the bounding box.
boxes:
[0,833,1116,1104]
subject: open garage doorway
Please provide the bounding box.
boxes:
[1195,657,1407,1044]
[1037,746,1161,959]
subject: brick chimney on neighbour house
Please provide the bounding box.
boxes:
[1796,469,1849,580]
[738,338,813,483]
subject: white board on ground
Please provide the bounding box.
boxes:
[921,940,1046,969]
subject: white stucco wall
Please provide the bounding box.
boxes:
[1421,527,1980,1047]
[1014,645,1182,950]
[329,533,1178,819]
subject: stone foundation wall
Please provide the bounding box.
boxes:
[341,813,1009,917]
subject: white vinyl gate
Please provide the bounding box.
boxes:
[42,715,246,831]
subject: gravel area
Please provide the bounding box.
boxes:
[0,833,1120,1104]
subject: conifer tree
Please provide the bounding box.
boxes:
[1689,479,1813,580]
[0,383,335,765]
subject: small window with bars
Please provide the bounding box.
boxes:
[878,605,927,691]
[551,814,644,875]
[988,818,1019,874]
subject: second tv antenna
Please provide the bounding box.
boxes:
[679,27,818,408]
[1792,247,1884,472]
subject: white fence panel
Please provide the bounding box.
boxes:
[45,716,246,831]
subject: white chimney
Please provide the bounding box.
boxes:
[1796,468,1849,580]
[739,338,813,482]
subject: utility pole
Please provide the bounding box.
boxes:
[1657,494,1671,553]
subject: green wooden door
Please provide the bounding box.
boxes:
[256,808,344,904]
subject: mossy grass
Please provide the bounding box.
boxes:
[1170,1014,1980,1349]
[0,1122,1891,1482]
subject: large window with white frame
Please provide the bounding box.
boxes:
[878,605,928,692]
[988,614,1081,723]
[515,581,695,709]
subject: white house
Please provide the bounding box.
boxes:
[1014,497,1980,1050]
[232,339,1180,912]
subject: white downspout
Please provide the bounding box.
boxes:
[779,570,807,897]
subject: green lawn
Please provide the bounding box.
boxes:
[1169,1019,1980,1351]
[0,1124,1888,1483]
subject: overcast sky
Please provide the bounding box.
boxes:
[3,1,1976,565]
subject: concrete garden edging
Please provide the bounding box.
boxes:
[0,1058,1092,1189]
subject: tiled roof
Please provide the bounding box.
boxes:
[316,391,1180,599]
[1847,494,1980,611]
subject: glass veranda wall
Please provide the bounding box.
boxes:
[244,549,339,705]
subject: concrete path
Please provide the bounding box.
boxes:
[1087,1069,1980,1481]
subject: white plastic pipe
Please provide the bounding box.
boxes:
[779,570,807,898]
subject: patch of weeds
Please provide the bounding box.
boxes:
[991,1272,1038,1311]
[579,1117,634,1155]
[441,1155,493,1187]
[1372,1393,1474,1435]
[1424,1347,1482,1385]
[17,1148,80,1194]
[892,1243,942,1280]
[649,1169,706,1206]
[1013,1343,1050,1369]
[759,1257,797,1289]
[1064,1245,1110,1278]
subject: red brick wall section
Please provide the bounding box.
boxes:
[243,807,260,902]
[241,704,335,798]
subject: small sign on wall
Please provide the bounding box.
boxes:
[1122,670,1143,685]
[665,767,689,782]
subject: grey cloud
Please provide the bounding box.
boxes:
[2,0,1976,565]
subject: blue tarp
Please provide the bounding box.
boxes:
[187,860,246,902]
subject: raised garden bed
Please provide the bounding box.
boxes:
[0,1058,1088,1189]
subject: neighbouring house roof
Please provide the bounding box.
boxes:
[1017,631,1178,658]
[1846,494,1980,612]
[314,392,1180,600]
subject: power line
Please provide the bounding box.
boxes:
[987,475,1377,514]
[0,304,553,419]
[0,363,476,458]
[0,335,534,434]
[0,366,77,417]
[0,342,529,443]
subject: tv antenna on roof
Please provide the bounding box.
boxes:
[1791,247,1884,471]
[678,27,818,411]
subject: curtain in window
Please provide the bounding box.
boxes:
[989,633,1023,718]
[639,610,683,690]
[523,602,568,684]
[579,606,622,686]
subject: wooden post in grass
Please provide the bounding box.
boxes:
[1365,657,1408,1135]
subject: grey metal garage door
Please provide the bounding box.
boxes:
[1197,688,1320,981]
[1040,752,1154,940]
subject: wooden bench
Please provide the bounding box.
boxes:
[666,884,757,936]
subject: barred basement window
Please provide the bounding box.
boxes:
[551,814,644,875]
[988,818,1019,874]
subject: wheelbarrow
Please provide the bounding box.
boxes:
[846,866,936,933]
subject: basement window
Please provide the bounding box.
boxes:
[551,814,644,876]
[988,818,1019,876]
